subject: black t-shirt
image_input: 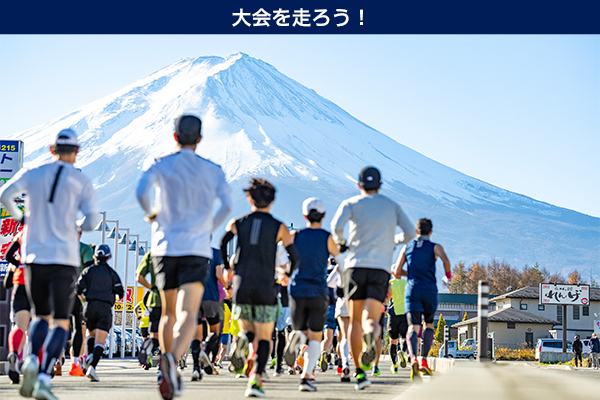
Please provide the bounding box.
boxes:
[232,211,282,306]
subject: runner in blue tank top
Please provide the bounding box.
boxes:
[393,218,451,381]
[282,197,344,392]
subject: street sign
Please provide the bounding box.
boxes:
[0,140,24,188]
[539,283,590,306]
[114,286,144,312]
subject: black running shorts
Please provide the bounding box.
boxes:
[147,306,161,334]
[289,296,328,332]
[388,313,408,340]
[83,301,113,332]
[343,267,390,303]
[153,256,210,291]
[25,264,77,320]
[12,284,31,313]
[198,300,223,326]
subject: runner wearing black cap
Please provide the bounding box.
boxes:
[220,178,298,398]
[76,244,124,382]
[331,166,414,390]
[136,114,232,400]
[0,128,98,400]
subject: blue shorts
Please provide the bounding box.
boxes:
[220,333,230,346]
[405,283,437,324]
[324,305,337,330]
[276,307,291,331]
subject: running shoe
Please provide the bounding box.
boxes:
[299,378,317,392]
[283,331,306,368]
[372,366,381,376]
[229,334,249,374]
[8,351,20,384]
[288,367,296,375]
[216,361,223,369]
[341,368,351,383]
[69,363,85,377]
[336,366,343,375]
[399,350,407,368]
[244,379,265,398]
[198,350,210,369]
[294,362,303,374]
[243,358,254,377]
[159,353,178,400]
[273,370,281,378]
[32,379,58,400]
[83,354,93,374]
[269,358,276,369]
[354,372,371,391]
[419,359,432,375]
[191,369,202,382]
[319,351,328,372]
[138,338,154,366]
[53,363,62,376]
[390,364,399,374]
[86,365,99,382]
[20,355,39,397]
[359,332,376,370]
[410,360,422,381]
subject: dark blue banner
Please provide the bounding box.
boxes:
[0,1,598,33]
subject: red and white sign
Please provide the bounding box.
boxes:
[539,283,590,306]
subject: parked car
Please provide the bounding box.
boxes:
[439,340,476,359]
[582,339,591,355]
[535,339,572,360]
[461,338,477,350]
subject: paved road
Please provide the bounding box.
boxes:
[0,358,414,400]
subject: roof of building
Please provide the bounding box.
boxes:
[451,307,559,328]
[438,293,498,305]
[490,286,600,302]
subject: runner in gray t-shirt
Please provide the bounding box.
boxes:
[331,166,414,391]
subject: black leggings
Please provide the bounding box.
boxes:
[574,352,582,366]
[71,298,83,357]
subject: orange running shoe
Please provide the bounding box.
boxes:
[54,364,62,376]
[69,363,85,376]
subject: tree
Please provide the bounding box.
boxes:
[435,314,447,343]
[462,312,468,322]
[488,259,520,295]
[519,263,544,287]
[568,269,583,284]
[448,263,469,294]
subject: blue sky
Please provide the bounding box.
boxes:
[0,35,598,217]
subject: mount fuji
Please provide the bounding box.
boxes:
[7,53,599,280]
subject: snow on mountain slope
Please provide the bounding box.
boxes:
[7,53,599,281]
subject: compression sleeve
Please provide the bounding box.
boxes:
[5,239,20,267]
[220,230,235,269]
[285,244,300,277]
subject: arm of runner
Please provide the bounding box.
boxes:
[0,169,27,222]
[327,234,346,271]
[136,273,152,290]
[3,265,15,289]
[392,246,407,278]
[136,161,159,221]
[135,254,153,289]
[394,204,415,245]
[434,244,452,282]
[112,270,125,301]
[220,218,237,272]
[212,169,233,230]
[278,223,299,278]
[330,200,351,249]
[5,234,21,267]
[77,180,98,231]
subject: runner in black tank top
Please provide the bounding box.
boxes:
[220,178,299,399]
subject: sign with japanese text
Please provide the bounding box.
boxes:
[595,320,600,335]
[0,140,24,188]
[114,286,145,312]
[539,283,590,306]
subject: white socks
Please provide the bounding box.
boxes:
[341,338,350,369]
[304,340,320,377]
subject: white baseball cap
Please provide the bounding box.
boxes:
[302,197,325,215]
[54,129,79,146]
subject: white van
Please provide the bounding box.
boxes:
[535,339,572,360]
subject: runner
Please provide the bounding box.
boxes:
[136,114,232,400]
[135,251,162,369]
[331,166,414,390]
[319,283,338,373]
[371,306,386,376]
[273,245,291,377]
[215,299,233,369]
[0,128,98,399]
[220,178,298,398]
[76,244,124,382]
[3,231,29,385]
[392,218,451,380]
[283,197,344,392]
[387,274,409,374]
[327,260,351,382]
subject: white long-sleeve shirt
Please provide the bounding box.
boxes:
[0,160,98,267]
[331,193,414,271]
[136,149,232,258]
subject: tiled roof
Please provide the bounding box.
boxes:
[438,293,498,305]
[452,307,559,328]
[490,286,600,302]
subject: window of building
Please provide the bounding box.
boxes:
[557,306,562,324]
[520,303,528,310]
[507,322,516,329]
[538,304,545,311]
[583,306,589,316]
[573,306,580,320]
